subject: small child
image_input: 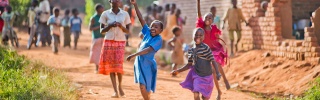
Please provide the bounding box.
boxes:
[69,8,82,50]
[61,9,71,48]
[126,0,163,100]
[171,28,221,100]
[167,26,184,76]
[176,9,187,30]
[210,6,221,29]
[47,7,61,54]
[1,6,15,46]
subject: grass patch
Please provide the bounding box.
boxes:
[0,46,78,99]
[298,77,320,100]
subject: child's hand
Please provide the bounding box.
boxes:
[115,22,122,27]
[130,0,137,5]
[126,54,136,61]
[109,21,118,27]
[171,70,179,76]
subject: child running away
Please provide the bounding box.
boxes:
[126,0,163,100]
[171,28,221,100]
[69,8,82,50]
[47,7,61,54]
[168,26,184,76]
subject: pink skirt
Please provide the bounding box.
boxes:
[89,38,104,65]
[99,40,126,75]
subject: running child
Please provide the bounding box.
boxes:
[69,8,82,50]
[126,0,163,99]
[171,28,221,100]
[196,0,230,89]
[47,7,61,54]
[167,26,184,76]
[61,9,71,48]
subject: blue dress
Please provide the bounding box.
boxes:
[134,24,162,92]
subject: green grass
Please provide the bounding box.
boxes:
[0,46,78,99]
[298,77,320,100]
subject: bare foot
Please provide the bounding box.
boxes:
[111,93,119,98]
[225,80,231,90]
[119,86,125,98]
[216,91,222,100]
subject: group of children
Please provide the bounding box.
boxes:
[27,0,83,54]
[126,0,249,99]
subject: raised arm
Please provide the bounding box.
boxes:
[197,0,202,18]
[131,0,146,26]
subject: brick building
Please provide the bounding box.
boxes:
[160,0,320,61]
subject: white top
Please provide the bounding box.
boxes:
[99,9,131,41]
[39,0,50,23]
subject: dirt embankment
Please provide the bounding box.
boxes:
[225,50,320,98]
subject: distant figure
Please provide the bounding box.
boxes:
[99,0,131,98]
[127,0,164,99]
[1,6,15,45]
[38,0,51,47]
[223,0,248,56]
[157,6,164,23]
[176,9,186,30]
[89,4,104,73]
[162,3,177,41]
[144,6,154,26]
[27,0,39,49]
[47,7,61,54]
[163,3,170,27]
[211,6,221,29]
[69,8,82,50]
[61,9,71,48]
[168,26,184,76]
[261,1,268,12]
[171,28,221,100]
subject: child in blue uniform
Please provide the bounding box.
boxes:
[126,0,164,100]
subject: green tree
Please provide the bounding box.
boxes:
[10,0,31,26]
[84,0,95,25]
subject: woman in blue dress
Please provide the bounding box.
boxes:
[126,0,164,99]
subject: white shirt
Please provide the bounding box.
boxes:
[99,9,131,41]
[39,0,50,22]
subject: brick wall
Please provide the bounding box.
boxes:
[241,0,320,61]
[159,0,237,43]
[292,0,320,22]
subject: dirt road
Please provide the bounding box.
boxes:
[15,28,259,100]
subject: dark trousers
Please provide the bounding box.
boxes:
[37,22,51,46]
[63,27,71,47]
[52,34,60,53]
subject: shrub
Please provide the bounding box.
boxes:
[0,46,78,99]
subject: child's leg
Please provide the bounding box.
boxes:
[229,30,235,56]
[110,73,119,97]
[235,30,242,52]
[74,31,80,49]
[52,34,58,53]
[194,92,200,100]
[212,63,222,99]
[218,64,230,90]
[95,65,99,73]
[139,84,151,100]
[117,73,125,96]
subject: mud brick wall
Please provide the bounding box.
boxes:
[292,0,320,22]
[240,0,320,61]
[159,0,239,43]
